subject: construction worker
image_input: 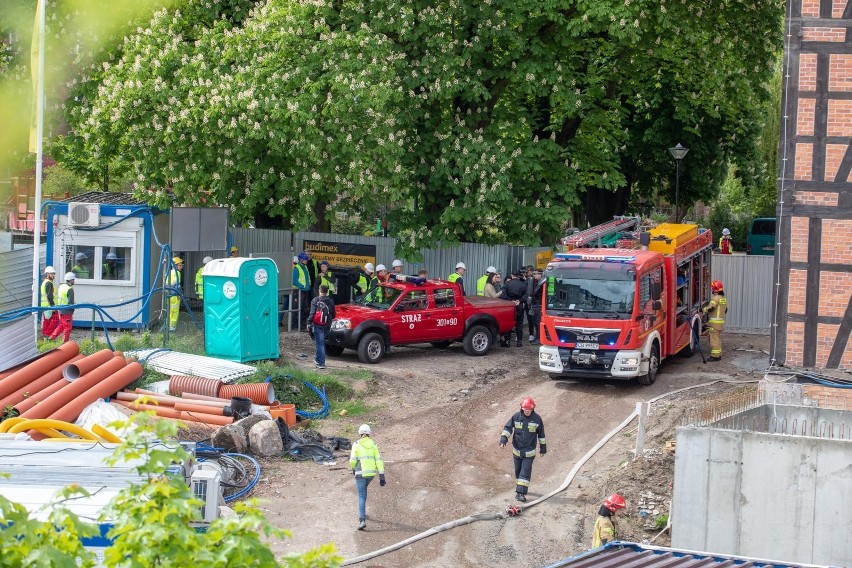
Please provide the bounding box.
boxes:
[703,280,728,361]
[40,266,58,338]
[315,260,336,295]
[476,266,497,296]
[500,271,528,347]
[447,262,467,295]
[293,252,312,329]
[719,228,734,254]
[195,256,213,300]
[592,493,626,548]
[391,259,404,276]
[350,424,385,530]
[230,245,239,257]
[353,262,373,297]
[500,397,546,502]
[166,257,184,331]
[375,264,389,283]
[49,272,77,343]
[102,252,120,280]
[71,252,90,279]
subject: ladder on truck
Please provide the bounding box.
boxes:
[561,216,642,251]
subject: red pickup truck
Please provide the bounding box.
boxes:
[326,277,517,363]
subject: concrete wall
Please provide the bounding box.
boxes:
[672,424,852,565]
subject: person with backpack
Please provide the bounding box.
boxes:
[308,284,336,370]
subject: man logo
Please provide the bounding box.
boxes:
[576,334,599,342]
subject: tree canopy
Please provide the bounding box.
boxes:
[57,0,783,254]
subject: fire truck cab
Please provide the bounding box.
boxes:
[538,223,713,385]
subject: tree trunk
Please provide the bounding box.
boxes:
[584,186,631,226]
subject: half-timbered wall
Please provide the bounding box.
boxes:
[773,0,852,369]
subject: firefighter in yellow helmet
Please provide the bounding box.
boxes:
[703,280,728,361]
[593,493,626,548]
[167,256,184,331]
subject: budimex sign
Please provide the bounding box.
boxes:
[303,240,376,268]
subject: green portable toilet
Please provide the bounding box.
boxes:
[203,257,279,362]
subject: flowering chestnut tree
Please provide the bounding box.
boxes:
[60,0,782,253]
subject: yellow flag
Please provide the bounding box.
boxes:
[29,0,44,154]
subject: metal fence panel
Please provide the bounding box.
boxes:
[0,245,44,370]
[710,253,774,333]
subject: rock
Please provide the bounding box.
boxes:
[218,505,237,518]
[248,420,285,457]
[234,414,269,432]
[210,424,248,453]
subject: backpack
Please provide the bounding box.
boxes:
[313,299,330,325]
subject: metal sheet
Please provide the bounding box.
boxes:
[129,349,257,383]
[710,254,774,333]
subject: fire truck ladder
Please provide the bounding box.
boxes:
[562,216,641,250]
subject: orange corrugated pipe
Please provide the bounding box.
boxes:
[0,354,84,410]
[179,410,233,426]
[0,342,79,400]
[178,391,270,409]
[219,382,276,405]
[48,361,143,424]
[169,375,221,398]
[173,401,229,416]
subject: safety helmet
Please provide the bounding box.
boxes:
[376,264,387,272]
[392,259,403,268]
[106,252,118,260]
[203,256,213,264]
[44,266,56,274]
[320,260,329,266]
[173,256,184,265]
[364,262,375,273]
[298,252,310,262]
[486,266,496,274]
[604,493,626,512]
[722,228,731,236]
[358,424,372,436]
[520,397,535,410]
[64,272,76,282]
[711,280,724,292]
[230,246,239,253]
[456,262,466,270]
[293,255,299,263]
[74,252,88,261]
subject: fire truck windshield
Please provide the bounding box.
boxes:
[545,270,635,317]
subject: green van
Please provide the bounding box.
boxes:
[747,217,776,255]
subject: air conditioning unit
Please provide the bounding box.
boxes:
[190,468,221,523]
[67,202,100,227]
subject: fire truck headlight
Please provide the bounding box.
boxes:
[621,357,639,366]
[539,352,554,362]
[331,319,351,331]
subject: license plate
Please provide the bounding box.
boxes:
[576,342,599,350]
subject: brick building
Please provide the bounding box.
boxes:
[773,0,852,369]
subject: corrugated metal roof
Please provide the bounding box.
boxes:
[59,191,146,205]
[128,349,257,383]
[0,245,43,370]
[546,542,823,568]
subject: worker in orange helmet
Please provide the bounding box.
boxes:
[593,493,626,547]
[499,396,546,502]
[703,280,728,361]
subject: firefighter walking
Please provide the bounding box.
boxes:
[500,397,546,502]
[592,493,626,548]
[703,280,728,361]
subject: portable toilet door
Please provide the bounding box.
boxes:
[202,257,279,362]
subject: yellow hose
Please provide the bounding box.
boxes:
[0,417,27,433]
[92,424,122,443]
[33,427,66,438]
[41,438,101,443]
[6,419,100,441]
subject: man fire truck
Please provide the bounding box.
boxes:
[539,220,713,385]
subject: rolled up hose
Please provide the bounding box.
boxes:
[274,375,329,420]
[6,419,101,441]
[0,417,27,433]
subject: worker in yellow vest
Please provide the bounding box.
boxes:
[447,262,467,295]
[195,256,213,300]
[476,266,497,296]
[40,266,58,337]
[48,272,77,343]
[166,257,184,331]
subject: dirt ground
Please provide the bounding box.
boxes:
[256,331,772,567]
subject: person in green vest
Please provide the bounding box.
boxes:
[476,266,497,296]
[48,272,76,343]
[195,256,213,300]
[293,252,312,329]
[102,252,120,280]
[315,260,336,295]
[40,266,58,338]
[349,424,385,530]
[447,262,467,295]
[71,252,90,279]
[166,256,184,331]
[353,262,373,298]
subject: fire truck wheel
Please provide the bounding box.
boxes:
[326,345,345,356]
[638,342,659,386]
[680,322,700,358]
[357,332,386,364]
[463,325,492,356]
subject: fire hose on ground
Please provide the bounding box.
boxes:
[341,378,760,566]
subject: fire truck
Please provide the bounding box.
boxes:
[539,221,713,385]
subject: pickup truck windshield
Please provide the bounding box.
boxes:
[356,286,404,310]
[545,269,635,317]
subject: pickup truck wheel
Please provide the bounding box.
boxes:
[430,341,452,349]
[357,332,385,364]
[463,325,492,356]
[638,342,659,386]
[326,345,344,356]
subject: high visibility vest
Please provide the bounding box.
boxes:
[476,274,488,296]
[719,236,733,254]
[195,267,204,299]
[318,271,335,293]
[57,283,74,314]
[293,263,310,290]
[705,293,728,323]
[349,437,384,478]
[355,272,368,295]
[448,272,461,283]
[166,268,181,287]
[40,278,54,308]
[592,515,616,548]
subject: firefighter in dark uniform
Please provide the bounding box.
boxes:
[500,397,546,502]
[703,280,728,361]
[500,271,528,346]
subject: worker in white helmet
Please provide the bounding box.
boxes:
[391,259,404,276]
[48,272,77,343]
[448,262,467,295]
[195,256,213,301]
[376,264,389,283]
[350,424,385,530]
[40,266,59,337]
[476,265,498,296]
[103,252,120,280]
[71,251,90,279]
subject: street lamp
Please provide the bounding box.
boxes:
[668,143,689,222]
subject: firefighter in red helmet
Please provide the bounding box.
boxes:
[500,396,546,502]
[703,280,728,361]
[592,493,626,548]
